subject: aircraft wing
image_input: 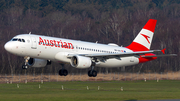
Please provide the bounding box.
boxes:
[81,50,160,57]
[67,50,177,62]
[68,50,161,59]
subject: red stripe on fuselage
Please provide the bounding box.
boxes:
[126,43,157,63]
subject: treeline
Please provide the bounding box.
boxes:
[0,0,179,74]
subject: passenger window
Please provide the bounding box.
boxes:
[18,39,22,42]
[22,39,25,42]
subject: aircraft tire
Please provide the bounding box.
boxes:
[22,65,28,69]
[59,69,63,76]
[92,70,97,77]
[63,69,68,76]
[88,70,92,77]
[59,69,68,76]
[88,70,97,77]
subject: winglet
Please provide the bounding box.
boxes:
[161,48,166,54]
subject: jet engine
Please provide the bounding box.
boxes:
[70,56,92,69]
[28,58,51,67]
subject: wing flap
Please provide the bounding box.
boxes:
[141,54,177,58]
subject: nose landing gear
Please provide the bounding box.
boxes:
[22,65,28,69]
[22,56,30,69]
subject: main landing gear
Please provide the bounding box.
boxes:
[58,64,97,77]
[88,65,97,77]
[59,64,68,76]
[59,69,68,76]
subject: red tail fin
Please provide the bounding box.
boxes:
[126,19,157,51]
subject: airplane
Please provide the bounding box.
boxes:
[4,19,177,77]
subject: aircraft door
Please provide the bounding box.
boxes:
[30,37,37,49]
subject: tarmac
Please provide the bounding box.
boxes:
[138,100,180,101]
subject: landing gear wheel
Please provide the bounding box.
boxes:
[63,69,68,76]
[88,70,97,77]
[92,70,97,77]
[22,65,28,69]
[59,69,68,76]
[59,70,63,76]
[88,70,92,77]
[22,56,30,70]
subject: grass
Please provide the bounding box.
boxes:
[0,80,180,101]
[1,72,180,83]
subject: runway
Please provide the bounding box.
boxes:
[138,100,180,101]
[125,99,180,101]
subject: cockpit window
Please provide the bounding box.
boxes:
[12,38,18,41]
[18,39,22,42]
[11,38,25,42]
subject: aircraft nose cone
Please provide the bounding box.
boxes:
[4,42,12,52]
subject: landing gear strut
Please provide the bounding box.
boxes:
[59,64,68,76]
[88,64,97,77]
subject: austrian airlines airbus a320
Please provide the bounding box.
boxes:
[4,19,176,77]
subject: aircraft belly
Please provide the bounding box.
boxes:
[97,57,139,68]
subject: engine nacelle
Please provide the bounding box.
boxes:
[28,58,51,68]
[70,56,92,69]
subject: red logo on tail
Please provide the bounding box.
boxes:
[141,34,150,44]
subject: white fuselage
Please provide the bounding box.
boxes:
[5,34,139,68]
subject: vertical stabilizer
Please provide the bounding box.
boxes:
[126,19,157,51]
